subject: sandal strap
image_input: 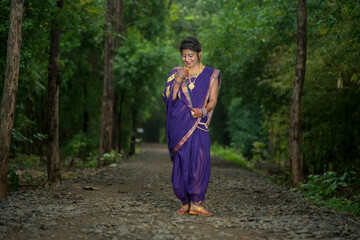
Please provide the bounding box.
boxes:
[191,202,203,207]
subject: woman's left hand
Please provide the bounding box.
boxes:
[190,108,202,118]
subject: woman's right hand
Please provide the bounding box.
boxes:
[177,68,188,82]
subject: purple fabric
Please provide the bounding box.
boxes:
[162,66,221,203]
[171,129,210,203]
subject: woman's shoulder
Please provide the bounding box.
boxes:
[204,66,220,72]
[203,66,221,78]
[170,66,182,72]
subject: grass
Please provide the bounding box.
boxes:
[210,143,248,168]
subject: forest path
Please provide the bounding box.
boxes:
[1,143,360,240]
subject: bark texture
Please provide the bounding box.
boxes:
[114,0,123,50]
[47,0,63,183]
[99,0,116,166]
[0,0,24,199]
[290,0,307,187]
[112,0,124,152]
[129,110,136,156]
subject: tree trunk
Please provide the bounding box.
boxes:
[129,110,136,156]
[290,0,307,187]
[117,91,125,152]
[83,82,88,134]
[112,0,124,153]
[99,0,115,166]
[0,0,24,199]
[114,0,123,50]
[25,87,32,154]
[112,95,119,153]
[47,0,63,184]
[269,126,274,163]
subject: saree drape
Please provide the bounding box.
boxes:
[162,66,221,203]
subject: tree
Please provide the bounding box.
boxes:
[47,0,63,183]
[0,0,24,199]
[290,0,307,187]
[112,0,124,153]
[99,0,116,166]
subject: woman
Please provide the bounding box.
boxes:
[162,36,221,216]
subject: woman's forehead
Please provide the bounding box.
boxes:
[181,49,197,55]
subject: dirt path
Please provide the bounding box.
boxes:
[1,143,360,239]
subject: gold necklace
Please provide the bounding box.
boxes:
[188,64,202,91]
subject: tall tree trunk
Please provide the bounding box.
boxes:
[112,0,124,153]
[99,0,115,166]
[112,95,119,152]
[129,110,136,156]
[114,0,123,50]
[290,0,307,187]
[0,0,24,199]
[25,87,32,154]
[117,91,125,152]
[47,0,63,183]
[269,127,275,163]
[83,82,88,134]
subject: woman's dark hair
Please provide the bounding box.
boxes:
[179,36,202,53]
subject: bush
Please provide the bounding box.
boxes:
[8,169,20,191]
[100,150,122,166]
[10,154,41,169]
[301,171,357,199]
[64,132,88,159]
[300,171,360,216]
[210,143,248,168]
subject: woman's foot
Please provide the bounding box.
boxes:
[176,203,189,214]
[189,201,213,216]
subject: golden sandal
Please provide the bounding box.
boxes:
[189,202,213,216]
[176,203,189,214]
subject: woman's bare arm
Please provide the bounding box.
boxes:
[191,79,219,118]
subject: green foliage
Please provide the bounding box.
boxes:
[226,98,264,157]
[10,154,41,170]
[267,172,291,188]
[7,169,20,191]
[300,171,360,216]
[64,132,88,159]
[1,0,360,181]
[210,143,248,168]
[100,150,122,166]
[113,26,176,149]
[84,153,98,169]
[301,171,358,199]
[250,141,268,163]
[322,196,360,217]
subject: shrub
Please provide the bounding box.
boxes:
[300,171,360,216]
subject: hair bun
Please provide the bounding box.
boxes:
[179,36,202,53]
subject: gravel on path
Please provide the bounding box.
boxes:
[1,143,359,240]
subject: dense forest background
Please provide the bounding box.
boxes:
[1,0,360,188]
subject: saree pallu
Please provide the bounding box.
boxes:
[162,66,221,203]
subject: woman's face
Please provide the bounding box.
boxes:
[181,49,201,69]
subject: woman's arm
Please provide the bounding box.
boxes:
[172,69,187,100]
[172,77,182,100]
[191,78,219,118]
[204,79,219,113]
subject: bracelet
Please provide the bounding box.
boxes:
[177,71,185,79]
[174,77,182,85]
[201,108,207,118]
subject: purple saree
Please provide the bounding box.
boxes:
[162,66,221,203]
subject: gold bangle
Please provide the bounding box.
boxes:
[174,78,182,85]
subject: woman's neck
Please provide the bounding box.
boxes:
[188,63,202,75]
